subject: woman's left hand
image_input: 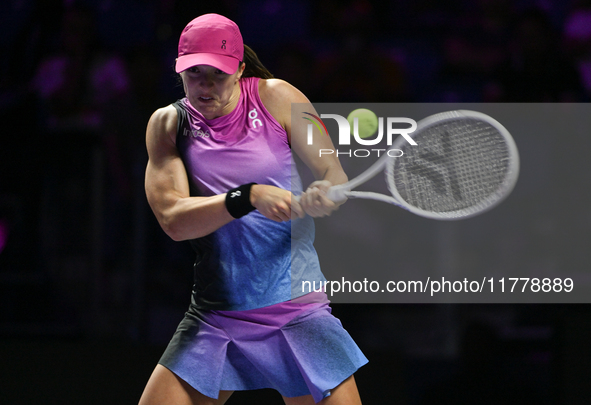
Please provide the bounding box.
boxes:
[299,180,343,217]
[250,184,305,222]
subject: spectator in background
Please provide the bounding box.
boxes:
[28,5,133,331]
[31,5,130,132]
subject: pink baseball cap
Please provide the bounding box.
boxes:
[175,14,244,74]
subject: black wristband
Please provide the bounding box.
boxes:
[225,183,257,218]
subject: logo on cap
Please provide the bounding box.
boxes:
[175,14,244,74]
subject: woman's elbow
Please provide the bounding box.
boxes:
[159,215,187,242]
[166,228,186,242]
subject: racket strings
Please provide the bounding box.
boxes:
[388,118,513,216]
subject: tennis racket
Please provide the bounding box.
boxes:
[325,110,519,220]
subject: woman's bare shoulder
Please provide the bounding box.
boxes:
[147,104,178,146]
[258,78,310,127]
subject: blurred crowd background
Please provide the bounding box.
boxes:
[2,0,591,404]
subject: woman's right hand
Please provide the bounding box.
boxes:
[249,184,304,222]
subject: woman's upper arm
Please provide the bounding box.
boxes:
[144,106,189,228]
[144,105,235,240]
[260,79,347,184]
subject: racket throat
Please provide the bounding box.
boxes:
[407,131,464,201]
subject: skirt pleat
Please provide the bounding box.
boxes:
[159,296,368,403]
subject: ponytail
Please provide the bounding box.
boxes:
[241,44,274,79]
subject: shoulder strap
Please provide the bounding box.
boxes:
[171,99,190,146]
[170,99,202,199]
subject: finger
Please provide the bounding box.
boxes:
[318,193,337,211]
[278,210,291,222]
[267,210,288,222]
[304,197,325,217]
[291,196,305,219]
[272,215,285,222]
[292,204,304,219]
[301,187,320,208]
[305,201,326,218]
[275,204,292,222]
[306,192,336,217]
[299,193,316,216]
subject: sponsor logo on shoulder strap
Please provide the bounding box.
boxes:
[183,127,211,138]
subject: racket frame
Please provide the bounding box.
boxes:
[327,110,520,220]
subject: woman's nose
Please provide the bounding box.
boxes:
[199,73,215,87]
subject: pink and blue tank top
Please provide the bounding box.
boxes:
[173,77,325,311]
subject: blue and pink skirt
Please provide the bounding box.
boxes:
[158,292,368,403]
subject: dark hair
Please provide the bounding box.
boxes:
[241,44,273,79]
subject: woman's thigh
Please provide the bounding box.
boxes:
[282,375,362,405]
[138,364,233,405]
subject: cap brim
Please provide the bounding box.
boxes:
[175,53,239,74]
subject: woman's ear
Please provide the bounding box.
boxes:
[237,62,246,81]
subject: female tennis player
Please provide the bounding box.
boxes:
[139,13,367,405]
